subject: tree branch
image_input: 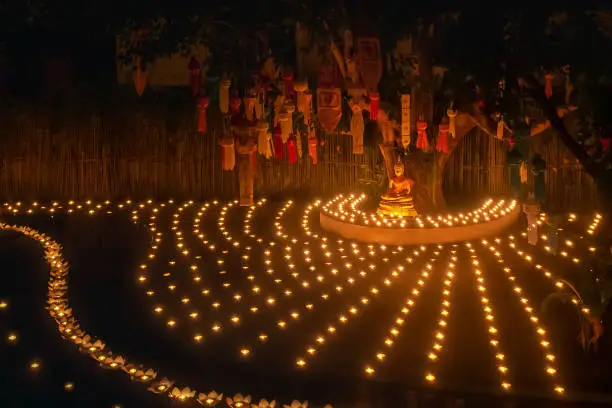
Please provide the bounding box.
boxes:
[523,75,600,177]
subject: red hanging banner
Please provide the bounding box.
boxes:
[287,138,298,163]
[436,119,450,154]
[416,120,429,151]
[196,96,209,133]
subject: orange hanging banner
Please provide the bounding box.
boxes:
[133,56,147,97]
[317,88,342,133]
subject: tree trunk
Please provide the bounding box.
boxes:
[390,112,477,212]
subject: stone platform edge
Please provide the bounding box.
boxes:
[319,206,521,245]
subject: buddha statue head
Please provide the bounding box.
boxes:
[394,160,405,177]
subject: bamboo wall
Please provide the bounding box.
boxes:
[445,128,600,211]
[0,108,599,210]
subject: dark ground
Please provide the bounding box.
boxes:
[0,201,611,408]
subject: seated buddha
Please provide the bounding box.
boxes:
[378,161,418,217]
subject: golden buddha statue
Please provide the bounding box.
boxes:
[378,160,418,217]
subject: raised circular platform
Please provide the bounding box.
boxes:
[320,195,520,245]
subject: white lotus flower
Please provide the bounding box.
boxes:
[134,368,157,382]
[252,398,276,408]
[228,393,252,408]
[284,401,308,408]
[122,364,141,376]
[101,355,125,369]
[170,386,196,401]
[197,391,223,406]
[148,378,175,394]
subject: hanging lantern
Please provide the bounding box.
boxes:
[350,103,364,154]
[416,120,429,151]
[230,94,242,117]
[133,56,147,97]
[436,118,450,154]
[220,134,235,171]
[287,137,298,163]
[401,94,411,148]
[219,79,231,114]
[196,96,209,133]
[308,130,318,164]
[369,92,380,120]
[273,126,284,159]
[285,101,295,135]
[294,81,312,125]
[446,107,457,138]
[278,112,291,143]
[243,96,256,121]
[545,73,553,99]
[188,57,202,96]
[257,121,272,158]
[282,71,295,99]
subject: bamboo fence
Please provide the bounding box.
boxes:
[0,106,599,210]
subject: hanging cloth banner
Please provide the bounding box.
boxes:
[545,74,553,99]
[520,161,528,184]
[196,96,209,133]
[436,119,450,154]
[401,94,411,148]
[416,120,429,151]
[230,95,242,117]
[357,38,383,91]
[295,129,303,158]
[188,57,202,96]
[294,81,312,124]
[317,88,342,132]
[350,104,364,154]
[236,138,257,206]
[278,112,291,143]
[273,126,284,159]
[257,121,272,158]
[243,97,256,121]
[287,137,298,163]
[220,135,235,171]
[308,131,318,164]
[369,92,380,121]
[285,102,295,136]
[219,79,231,114]
[497,116,504,140]
[447,108,457,138]
[133,56,148,97]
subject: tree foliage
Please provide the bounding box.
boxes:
[5,1,612,199]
